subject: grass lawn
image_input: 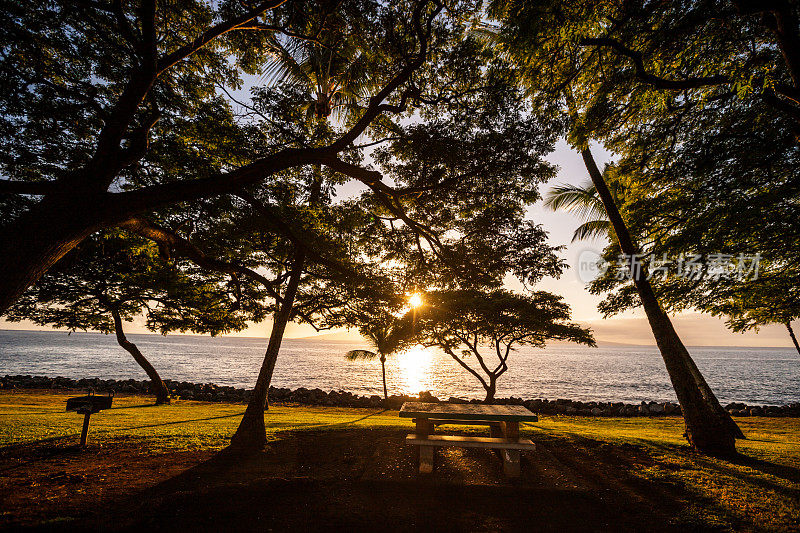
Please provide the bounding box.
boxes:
[1,390,798,532]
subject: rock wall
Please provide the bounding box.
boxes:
[2,375,798,417]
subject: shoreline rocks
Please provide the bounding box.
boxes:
[2,375,798,417]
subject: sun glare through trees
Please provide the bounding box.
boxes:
[0,0,798,530]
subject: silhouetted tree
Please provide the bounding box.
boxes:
[487,0,747,455]
[414,290,594,402]
[0,0,459,314]
[4,232,266,404]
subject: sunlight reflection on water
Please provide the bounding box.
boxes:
[396,346,433,396]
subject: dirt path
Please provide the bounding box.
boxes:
[1,429,689,532]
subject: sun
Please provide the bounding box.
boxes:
[408,293,423,309]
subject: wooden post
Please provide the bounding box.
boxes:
[415,418,434,474]
[502,421,521,478]
[502,449,521,478]
[503,421,520,441]
[79,412,91,447]
[415,418,432,437]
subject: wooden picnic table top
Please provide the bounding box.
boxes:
[399,402,538,422]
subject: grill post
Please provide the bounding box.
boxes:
[66,391,112,448]
[80,411,91,447]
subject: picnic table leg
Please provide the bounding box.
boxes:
[488,423,504,459]
[502,421,521,478]
[416,419,434,474]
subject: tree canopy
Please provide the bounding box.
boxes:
[413,290,594,401]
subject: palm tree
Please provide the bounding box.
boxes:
[477,5,742,455]
[346,318,415,404]
[574,139,744,455]
[543,180,612,242]
[540,110,743,456]
[263,29,374,123]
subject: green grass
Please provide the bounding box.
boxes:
[0,390,409,452]
[2,391,799,531]
[523,415,800,532]
[526,415,800,469]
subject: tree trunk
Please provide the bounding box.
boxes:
[229,167,323,450]
[380,354,388,402]
[787,322,800,356]
[484,378,496,404]
[578,144,741,455]
[229,251,306,450]
[111,308,169,405]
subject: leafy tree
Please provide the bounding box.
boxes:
[218,8,569,448]
[4,232,265,404]
[486,0,747,455]
[714,279,800,356]
[226,177,383,448]
[121,151,386,447]
[0,0,296,311]
[222,2,386,447]
[326,36,579,406]
[0,0,467,315]
[585,58,800,358]
[527,0,800,360]
[414,290,594,402]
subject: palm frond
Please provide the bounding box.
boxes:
[572,220,612,242]
[261,38,312,88]
[543,181,608,223]
[345,349,378,361]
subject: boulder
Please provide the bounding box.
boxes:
[447,397,468,404]
[418,391,439,403]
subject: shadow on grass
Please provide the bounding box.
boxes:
[644,439,800,496]
[78,428,684,533]
[107,411,246,432]
[622,439,800,530]
[0,412,246,471]
[0,437,85,473]
[0,429,90,457]
[0,409,390,473]
[728,452,800,485]
[271,408,389,432]
[108,403,160,410]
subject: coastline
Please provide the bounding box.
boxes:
[4,374,798,418]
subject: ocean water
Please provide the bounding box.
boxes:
[0,329,798,405]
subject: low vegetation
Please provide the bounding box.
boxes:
[1,391,798,531]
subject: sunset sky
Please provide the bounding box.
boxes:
[2,142,794,347]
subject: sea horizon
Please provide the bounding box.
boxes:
[1,327,794,350]
[2,329,798,405]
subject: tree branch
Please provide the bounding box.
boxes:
[328,1,441,152]
[156,0,287,74]
[117,216,282,300]
[0,181,61,196]
[580,36,729,90]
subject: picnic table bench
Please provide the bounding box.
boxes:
[400,402,538,477]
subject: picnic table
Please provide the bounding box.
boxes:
[400,402,538,477]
